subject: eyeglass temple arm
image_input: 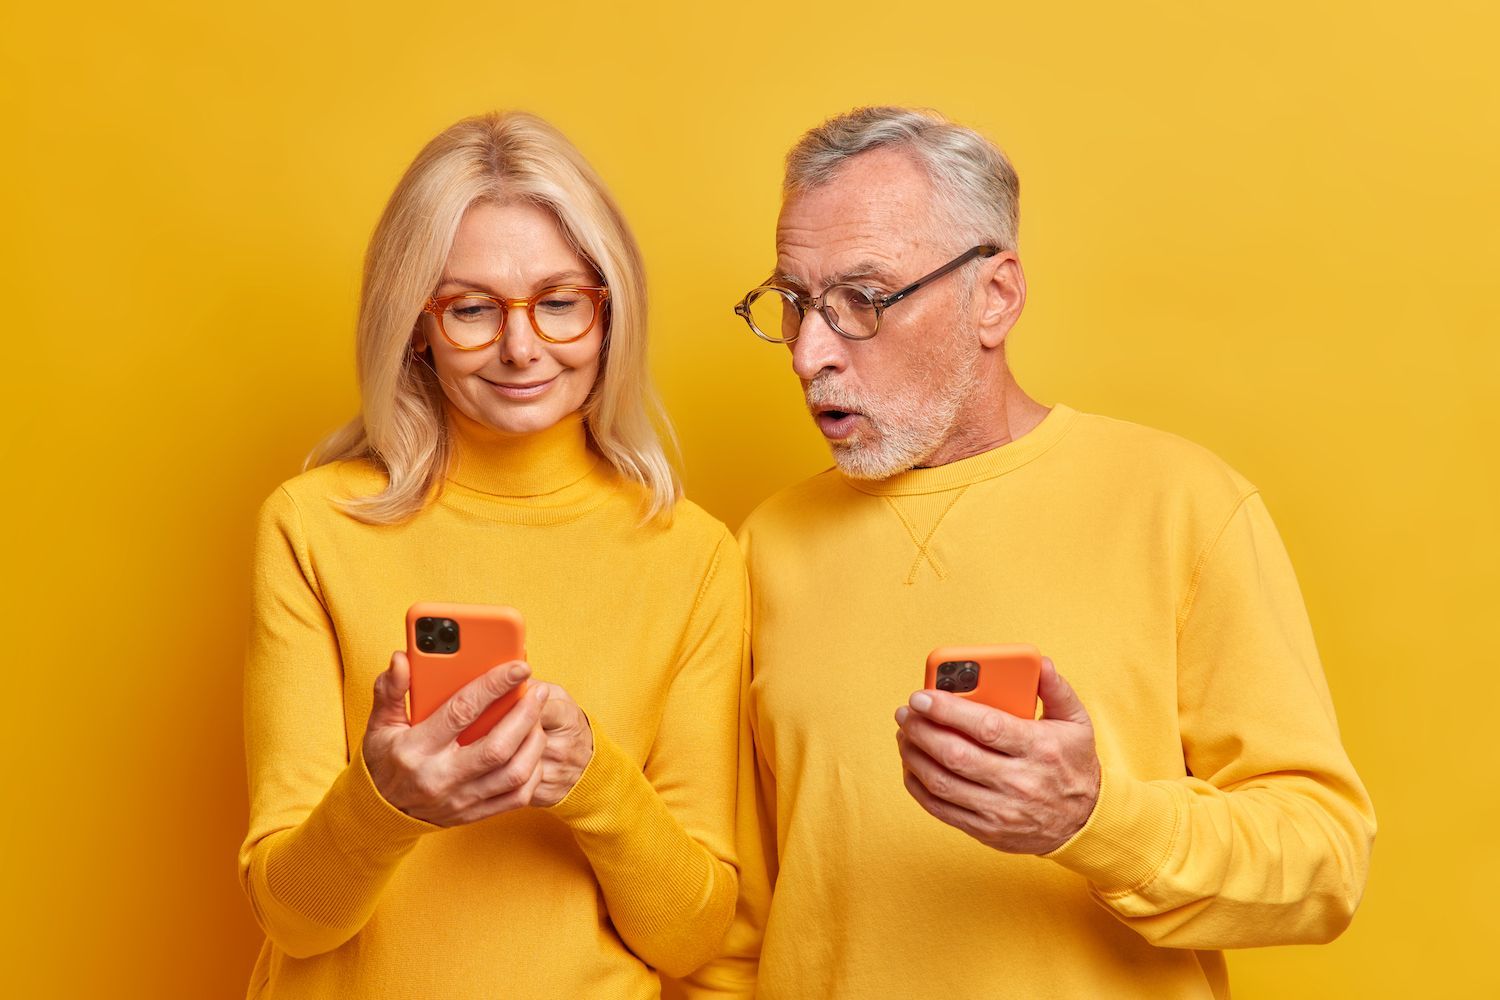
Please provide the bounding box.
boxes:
[879,244,1002,308]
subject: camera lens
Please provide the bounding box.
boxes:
[939,662,957,675]
[958,665,978,682]
[937,676,956,691]
[417,617,435,633]
[417,634,436,652]
[438,622,458,643]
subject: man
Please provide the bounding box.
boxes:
[691,107,1375,998]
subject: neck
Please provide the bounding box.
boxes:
[918,359,1048,468]
[444,405,597,497]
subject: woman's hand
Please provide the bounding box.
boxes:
[529,681,595,808]
[362,651,550,827]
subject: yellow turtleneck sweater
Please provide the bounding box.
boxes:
[692,404,1375,999]
[239,409,747,999]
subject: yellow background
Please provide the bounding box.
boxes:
[3,0,1496,995]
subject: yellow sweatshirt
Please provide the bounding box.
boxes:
[239,409,747,999]
[694,404,1375,999]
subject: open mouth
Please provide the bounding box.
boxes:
[814,406,863,441]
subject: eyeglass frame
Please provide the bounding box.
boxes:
[734,244,1001,343]
[421,284,611,350]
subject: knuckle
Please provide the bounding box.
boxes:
[976,713,1006,746]
[500,760,529,792]
[938,742,971,773]
[476,740,507,771]
[411,772,442,802]
[444,694,476,730]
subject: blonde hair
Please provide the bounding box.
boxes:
[785,106,1021,251]
[308,111,680,523]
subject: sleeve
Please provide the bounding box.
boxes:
[676,523,778,999]
[1044,490,1377,948]
[237,486,436,959]
[546,531,749,979]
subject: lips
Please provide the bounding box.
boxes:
[482,374,558,399]
[813,406,863,441]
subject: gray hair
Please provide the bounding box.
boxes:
[783,106,1020,251]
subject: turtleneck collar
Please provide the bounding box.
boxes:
[444,405,600,498]
[845,404,1078,496]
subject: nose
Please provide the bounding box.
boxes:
[497,302,542,367]
[789,307,847,381]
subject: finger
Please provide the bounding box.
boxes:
[462,722,546,800]
[450,683,549,780]
[537,684,580,732]
[898,732,998,814]
[1038,658,1091,725]
[900,711,1009,784]
[369,651,414,730]
[416,660,531,749]
[902,768,988,839]
[457,745,546,824]
[908,690,1031,755]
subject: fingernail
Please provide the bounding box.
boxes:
[508,664,530,682]
[910,692,933,713]
[895,706,909,724]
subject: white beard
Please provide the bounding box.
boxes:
[805,325,984,481]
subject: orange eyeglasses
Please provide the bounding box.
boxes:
[423,285,610,349]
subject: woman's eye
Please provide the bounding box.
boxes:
[538,296,583,313]
[449,301,497,322]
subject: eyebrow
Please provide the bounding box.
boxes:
[772,259,898,291]
[437,269,598,294]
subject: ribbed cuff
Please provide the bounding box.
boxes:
[1042,764,1181,894]
[325,743,442,855]
[546,723,639,833]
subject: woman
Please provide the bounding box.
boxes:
[239,112,746,998]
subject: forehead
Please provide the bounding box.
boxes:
[444,200,589,284]
[775,148,934,282]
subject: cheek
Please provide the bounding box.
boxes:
[553,333,604,385]
[429,345,488,382]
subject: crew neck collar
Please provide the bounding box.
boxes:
[844,404,1078,496]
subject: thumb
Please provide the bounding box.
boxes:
[369,650,413,730]
[1038,657,1091,726]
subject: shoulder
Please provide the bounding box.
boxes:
[738,467,847,542]
[1063,408,1256,505]
[656,496,744,578]
[256,458,388,531]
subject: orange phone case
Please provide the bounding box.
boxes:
[924,643,1042,718]
[406,602,527,746]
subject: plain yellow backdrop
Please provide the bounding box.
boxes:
[3,0,1496,996]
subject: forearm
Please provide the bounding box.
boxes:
[240,744,436,958]
[1044,763,1375,948]
[549,725,738,978]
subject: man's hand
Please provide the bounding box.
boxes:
[895,657,1101,855]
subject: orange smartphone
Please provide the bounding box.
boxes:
[924,643,1042,718]
[406,602,527,746]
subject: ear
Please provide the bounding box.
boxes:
[975,252,1027,350]
[410,323,430,354]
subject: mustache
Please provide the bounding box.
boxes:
[803,378,867,414]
